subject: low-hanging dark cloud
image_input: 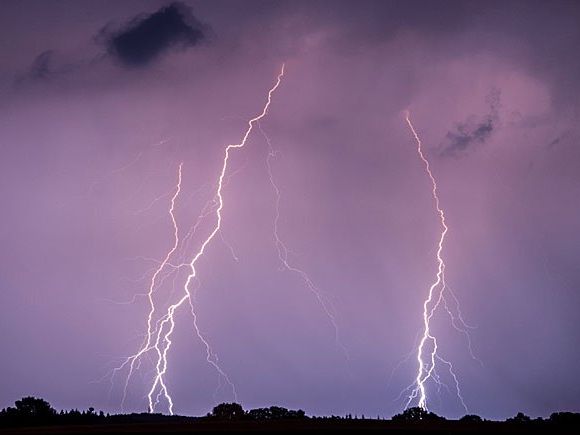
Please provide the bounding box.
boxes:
[441,88,500,157]
[105,2,207,68]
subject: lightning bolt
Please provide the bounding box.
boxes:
[115,65,286,415]
[112,162,183,411]
[403,111,468,412]
[258,123,348,358]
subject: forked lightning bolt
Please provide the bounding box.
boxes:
[113,162,183,410]
[403,112,468,412]
[115,65,286,414]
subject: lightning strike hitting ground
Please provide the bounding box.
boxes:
[113,162,183,410]
[403,112,468,412]
[258,123,348,358]
[115,65,286,415]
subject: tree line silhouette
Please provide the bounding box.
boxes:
[1,396,579,432]
[0,397,308,428]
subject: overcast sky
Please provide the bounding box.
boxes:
[1,0,579,420]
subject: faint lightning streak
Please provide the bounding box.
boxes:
[187,296,238,401]
[441,291,481,365]
[133,191,172,216]
[404,112,457,411]
[219,230,239,262]
[436,355,468,413]
[444,286,476,330]
[88,151,144,195]
[258,122,348,358]
[149,65,286,413]
[89,138,170,195]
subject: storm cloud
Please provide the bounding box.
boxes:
[441,89,500,157]
[105,2,206,68]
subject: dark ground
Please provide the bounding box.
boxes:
[1,419,579,434]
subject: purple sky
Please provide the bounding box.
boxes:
[1,0,579,420]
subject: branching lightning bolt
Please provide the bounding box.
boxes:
[111,163,183,411]
[115,65,286,415]
[403,111,469,412]
[258,123,348,358]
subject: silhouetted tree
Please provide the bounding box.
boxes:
[14,397,55,418]
[246,406,306,420]
[506,412,531,423]
[269,406,287,419]
[211,402,244,420]
[392,407,445,422]
[550,412,580,425]
[287,409,306,419]
[247,408,270,420]
[460,414,482,423]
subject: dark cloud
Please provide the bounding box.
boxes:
[13,50,77,86]
[442,118,494,157]
[441,88,500,157]
[105,2,207,68]
[28,50,54,80]
[14,50,59,85]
